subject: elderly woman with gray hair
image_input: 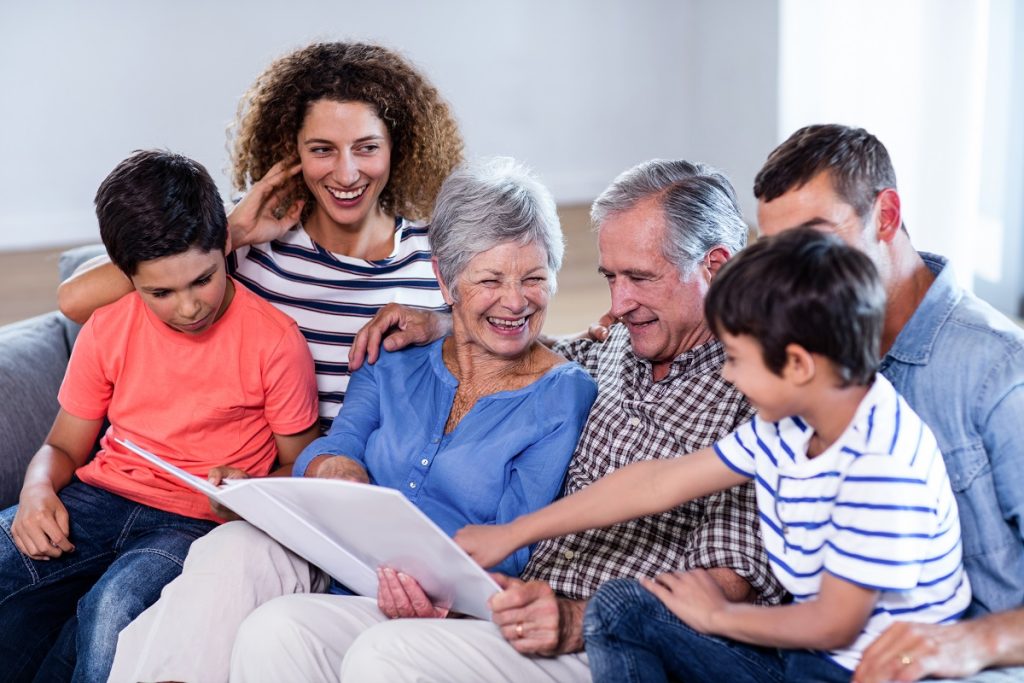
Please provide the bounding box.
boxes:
[109,157,598,682]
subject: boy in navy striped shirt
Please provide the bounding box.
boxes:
[456,227,970,682]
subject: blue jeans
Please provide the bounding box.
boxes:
[583,578,851,683]
[0,480,215,683]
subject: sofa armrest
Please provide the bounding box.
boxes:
[0,312,72,508]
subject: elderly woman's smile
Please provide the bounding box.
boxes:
[450,241,551,357]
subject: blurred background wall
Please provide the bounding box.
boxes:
[1,0,1021,315]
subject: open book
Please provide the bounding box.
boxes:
[115,438,501,619]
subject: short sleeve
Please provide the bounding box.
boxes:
[713,417,760,479]
[57,317,113,421]
[261,324,319,435]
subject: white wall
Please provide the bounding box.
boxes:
[0,0,780,252]
[779,0,1024,313]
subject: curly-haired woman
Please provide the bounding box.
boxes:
[59,41,464,429]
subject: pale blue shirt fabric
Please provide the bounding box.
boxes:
[294,337,598,578]
[880,253,1024,618]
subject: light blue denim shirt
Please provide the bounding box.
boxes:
[294,337,598,579]
[880,253,1024,617]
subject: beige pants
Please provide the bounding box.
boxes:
[108,520,328,683]
[111,520,591,682]
[231,594,591,683]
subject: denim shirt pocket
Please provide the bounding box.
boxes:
[941,441,991,561]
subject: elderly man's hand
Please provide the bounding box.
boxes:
[349,304,451,371]
[488,574,586,656]
[376,567,449,619]
[854,620,999,683]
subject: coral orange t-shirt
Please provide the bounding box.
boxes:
[59,279,319,522]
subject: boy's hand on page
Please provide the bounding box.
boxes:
[349,304,451,370]
[227,159,305,248]
[641,569,728,635]
[11,483,75,560]
[454,523,518,569]
[376,567,449,619]
[206,466,250,520]
[207,466,251,486]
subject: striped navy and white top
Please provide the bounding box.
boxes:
[714,373,971,671]
[229,218,446,431]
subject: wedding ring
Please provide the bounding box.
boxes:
[899,653,914,667]
[515,622,524,638]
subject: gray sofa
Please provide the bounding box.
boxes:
[0,244,107,508]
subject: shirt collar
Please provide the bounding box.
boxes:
[622,330,726,384]
[884,252,963,367]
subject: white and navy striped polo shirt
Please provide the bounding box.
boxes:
[714,373,971,671]
[229,218,446,431]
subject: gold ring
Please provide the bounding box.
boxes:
[515,622,524,638]
[899,653,913,667]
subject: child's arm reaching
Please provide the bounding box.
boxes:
[456,446,747,569]
[646,568,878,651]
[11,409,103,560]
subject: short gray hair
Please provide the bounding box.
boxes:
[591,159,748,274]
[430,157,563,300]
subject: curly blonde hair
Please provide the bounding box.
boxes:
[230,42,464,223]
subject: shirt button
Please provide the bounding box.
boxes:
[628,417,641,427]
[421,458,430,466]
[563,550,575,561]
[432,438,440,444]
[409,482,417,489]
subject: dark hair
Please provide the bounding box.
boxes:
[705,227,885,386]
[231,42,463,223]
[753,124,897,219]
[95,150,227,276]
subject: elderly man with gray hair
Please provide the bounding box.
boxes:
[331,159,784,681]
[108,157,599,682]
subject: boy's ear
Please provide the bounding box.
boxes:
[431,258,454,306]
[224,230,233,255]
[782,343,816,386]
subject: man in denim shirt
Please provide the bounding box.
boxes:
[755,123,1024,683]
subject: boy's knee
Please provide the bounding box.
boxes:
[584,578,652,635]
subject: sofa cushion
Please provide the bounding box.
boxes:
[0,312,71,508]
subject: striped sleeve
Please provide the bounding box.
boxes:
[713,417,759,478]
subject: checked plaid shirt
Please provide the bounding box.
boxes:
[521,324,785,605]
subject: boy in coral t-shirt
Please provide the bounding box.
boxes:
[0,150,319,682]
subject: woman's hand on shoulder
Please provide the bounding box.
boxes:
[308,454,370,483]
[228,159,305,249]
[349,304,452,370]
[376,567,449,619]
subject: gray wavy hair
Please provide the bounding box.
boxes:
[591,159,748,273]
[429,157,563,301]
